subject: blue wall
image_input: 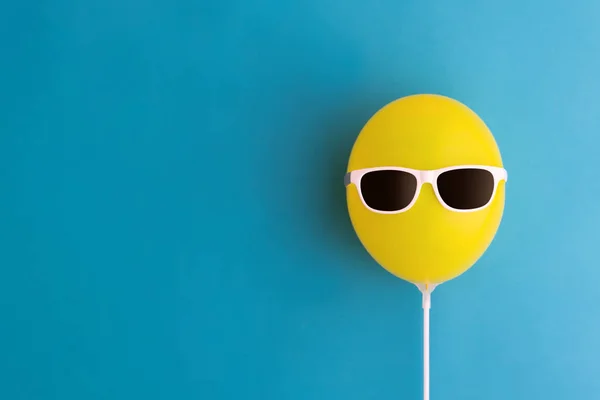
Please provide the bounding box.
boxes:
[2,1,600,399]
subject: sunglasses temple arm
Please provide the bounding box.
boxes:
[343,172,351,187]
[416,283,437,400]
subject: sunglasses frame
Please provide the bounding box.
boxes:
[344,165,508,214]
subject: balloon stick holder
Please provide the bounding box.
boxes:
[416,283,438,400]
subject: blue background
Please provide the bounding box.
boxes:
[2,1,600,399]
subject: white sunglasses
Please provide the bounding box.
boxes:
[344,165,508,214]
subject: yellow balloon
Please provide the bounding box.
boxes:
[346,94,506,284]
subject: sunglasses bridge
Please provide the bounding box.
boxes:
[417,170,437,184]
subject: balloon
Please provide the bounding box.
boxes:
[345,94,507,285]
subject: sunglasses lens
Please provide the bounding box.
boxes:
[437,168,495,210]
[360,170,417,212]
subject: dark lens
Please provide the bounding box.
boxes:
[360,170,417,212]
[437,168,494,210]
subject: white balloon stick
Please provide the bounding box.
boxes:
[417,283,437,400]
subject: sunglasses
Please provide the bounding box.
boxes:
[344,165,508,214]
